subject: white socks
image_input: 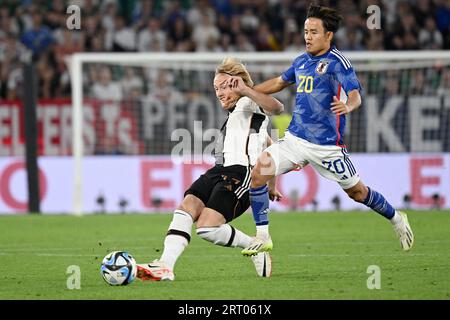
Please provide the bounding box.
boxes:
[390,211,403,225]
[160,210,193,270]
[160,210,256,270]
[256,224,270,240]
[197,224,252,248]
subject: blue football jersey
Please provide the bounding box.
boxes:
[281,46,361,146]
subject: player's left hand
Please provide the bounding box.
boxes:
[330,96,351,115]
[269,188,283,202]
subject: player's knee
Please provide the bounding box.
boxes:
[250,169,271,188]
[251,153,275,188]
[178,195,203,220]
[250,171,263,188]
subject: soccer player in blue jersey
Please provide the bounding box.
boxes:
[241,4,414,256]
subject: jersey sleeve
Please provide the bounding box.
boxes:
[334,64,362,94]
[281,65,296,84]
[235,96,260,113]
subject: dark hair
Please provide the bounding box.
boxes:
[306,4,343,33]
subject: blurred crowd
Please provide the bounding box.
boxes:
[0,0,449,99]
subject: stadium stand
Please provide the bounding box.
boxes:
[0,0,449,100]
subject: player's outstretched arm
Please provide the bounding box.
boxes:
[228,76,284,115]
[254,76,291,95]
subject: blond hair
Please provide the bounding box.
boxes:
[215,57,254,87]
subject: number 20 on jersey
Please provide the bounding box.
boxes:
[297,75,313,93]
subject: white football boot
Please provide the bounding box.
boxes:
[136,260,175,281]
[251,252,272,277]
[393,211,414,251]
[241,237,273,256]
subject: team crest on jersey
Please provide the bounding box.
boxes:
[316,60,330,74]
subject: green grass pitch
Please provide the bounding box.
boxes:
[0,211,449,300]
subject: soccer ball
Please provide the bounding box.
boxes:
[100,251,137,286]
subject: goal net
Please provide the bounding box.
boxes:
[68,51,450,214]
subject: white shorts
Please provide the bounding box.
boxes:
[265,131,360,190]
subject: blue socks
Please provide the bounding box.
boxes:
[250,185,270,226]
[250,185,395,223]
[363,187,395,219]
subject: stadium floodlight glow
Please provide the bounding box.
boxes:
[67,51,450,215]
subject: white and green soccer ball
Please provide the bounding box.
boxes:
[100,251,137,286]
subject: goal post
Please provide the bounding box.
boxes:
[68,51,450,215]
[68,54,83,216]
